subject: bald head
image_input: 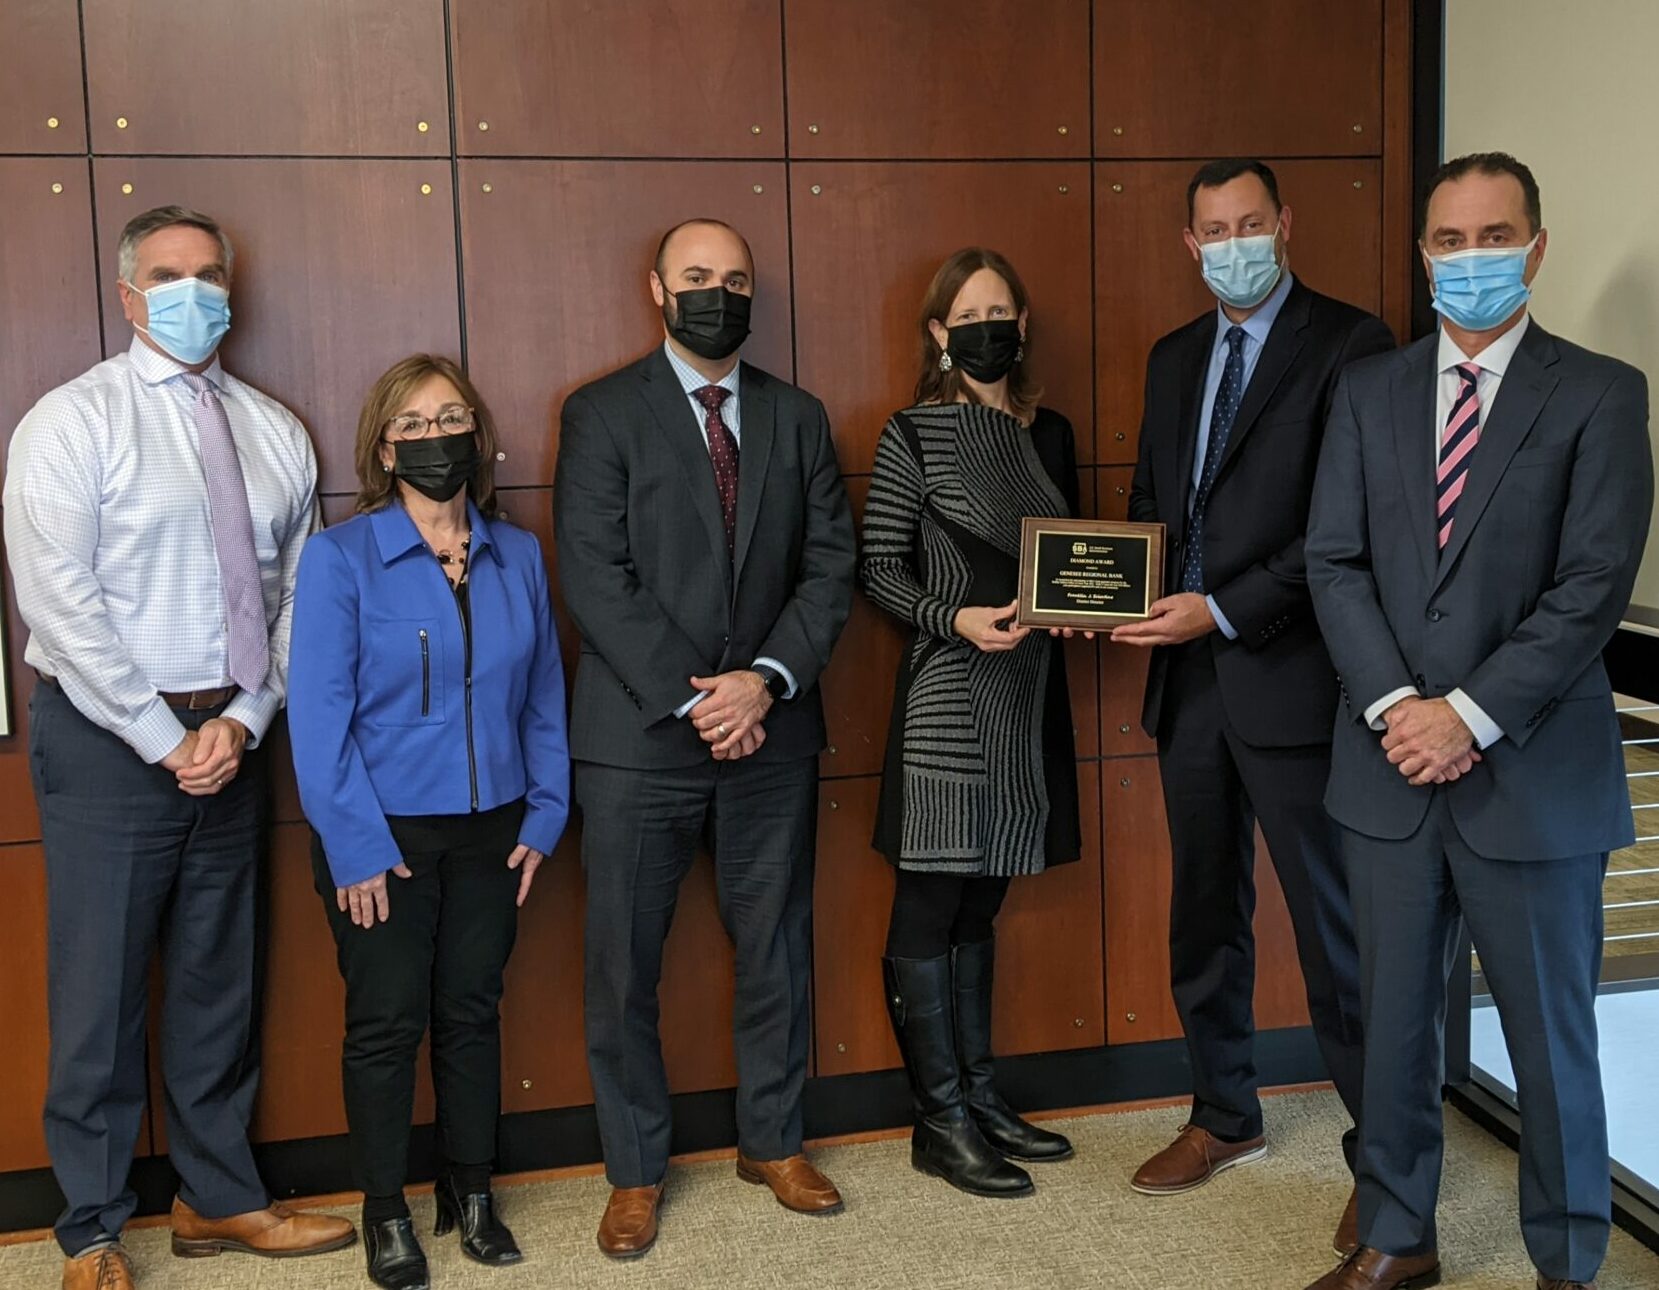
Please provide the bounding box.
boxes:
[652,219,754,294]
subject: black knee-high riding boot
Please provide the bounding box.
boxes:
[883,955,1034,1198]
[952,937,1074,1162]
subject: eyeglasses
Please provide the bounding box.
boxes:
[383,407,475,441]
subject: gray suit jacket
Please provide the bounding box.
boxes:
[554,348,855,769]
[1307,321,1652,860]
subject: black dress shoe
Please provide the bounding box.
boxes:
[363,1217,428,1290]
[434,1173,523,1266]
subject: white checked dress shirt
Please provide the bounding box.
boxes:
[3,338,318,763]
[1362,316,1532,748]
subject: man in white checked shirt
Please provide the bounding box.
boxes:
[3,206,353,1290]
[1306,156,1652,1290]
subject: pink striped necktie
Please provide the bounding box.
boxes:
[182,372,269,694]
[1436,361,1482,549]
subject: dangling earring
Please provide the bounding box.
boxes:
[1015,345,1025,363]
[939,351,953,373]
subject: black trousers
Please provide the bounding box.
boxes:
[1155,641,1364,1159]
[311,799,524,1200]
[29,682,269,1256]
[885,870,1012,958]
[577,754,817,1189]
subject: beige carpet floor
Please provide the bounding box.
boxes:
[3,1091,1655,1289]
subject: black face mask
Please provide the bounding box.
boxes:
[663,286,752,361]
[946,320,1023,383]
[392,431,480,503]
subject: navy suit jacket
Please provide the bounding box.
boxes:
[1307,320,1653,860]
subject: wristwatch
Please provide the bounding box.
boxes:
[752,664,790,701]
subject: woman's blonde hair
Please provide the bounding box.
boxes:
[353,354,499,516]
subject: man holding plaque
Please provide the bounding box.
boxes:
[1113,159,1395,1253]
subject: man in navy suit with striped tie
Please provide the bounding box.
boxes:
[1306,153,1653,1290]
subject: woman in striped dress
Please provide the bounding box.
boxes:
[861,248,1086,1199]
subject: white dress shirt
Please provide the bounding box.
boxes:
[3,338,319,763]
[660,341,796,715]
[1361,316,1532,748]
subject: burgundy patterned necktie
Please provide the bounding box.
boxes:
[1437,361,1482,549]
[182,372,269,693]
[693,384,740,557]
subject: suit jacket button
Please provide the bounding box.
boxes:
[1427,608,1442,622]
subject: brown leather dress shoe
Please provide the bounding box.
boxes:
[1130,1124,1267,1194]
[1537,1277,1597,1289]
[597,1183,664,1260]
[735,1152,845,1215]
[63,1243,134,1290]
[169,1196,357,1258]
[1303,1246,1441,1289]
[1335,1187,1359,1258]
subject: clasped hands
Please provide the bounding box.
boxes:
[689,669,773,760]
[160,716,247,797]
[1382,695,1481,786]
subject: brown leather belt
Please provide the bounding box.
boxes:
[35,670,237,712]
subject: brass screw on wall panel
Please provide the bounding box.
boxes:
[811,184,822,195]
[522,1079,531,1089]
[836,1043,846,1053]
[420,183,432,195]
[478,121,489,131]
[1353,180,1364,189]
[418,121,430,133]
[1120,776,1131,787]
[1111,183,1123,193]
[1073,1017,1085,1027]
[1112,126,1123,136]
[1353,123,1364,133]
[827,745,837,755]
[751,125,762,135]
[1127,1012,1137,1023]
[753,184,763,194]
[481,182,492,193]
[51,183,63,194]
[121,182,133,194]
[48,116,60,128]
[1057,125,1069,135]
[1114,431,1125,441]
[1058,185,1069,194]
[808,124,820,134]
[1119,724,1131,734]
[829,800,838,810]
[1116,486,1125,495]
[116,117,128,129]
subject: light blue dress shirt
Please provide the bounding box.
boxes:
[661,341,798,715]
[1191,270,1295,639]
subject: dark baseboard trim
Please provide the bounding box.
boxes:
[1449,1081,1659,1258]
[0,1027,1326,1234]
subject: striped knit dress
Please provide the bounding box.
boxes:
[860,402,1082,876]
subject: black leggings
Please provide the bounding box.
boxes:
[885,870,1013,959]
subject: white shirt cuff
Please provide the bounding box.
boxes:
[675,690,709,719]
[753,656,799,700]
[1364,687,1420,732]
[1205,596,1238,641]
[1447,688,1504,750]
[223,687,280,748]
[123,697,191,765]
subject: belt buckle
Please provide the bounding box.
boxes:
[188,690,217,712]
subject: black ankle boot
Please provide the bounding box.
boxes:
[363,1216,429,1290]
[434,1172,522,1266]
[883,955,1034,1198]
[952,937,1074,1162]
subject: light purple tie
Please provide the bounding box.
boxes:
[182,372,269,694]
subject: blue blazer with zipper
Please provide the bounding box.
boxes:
[288,500,571,888]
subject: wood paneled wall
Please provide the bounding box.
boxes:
[0,0,1414,1176]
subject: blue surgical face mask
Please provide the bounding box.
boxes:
[127,277,232,364]
[1199,228,1284,310]
[1426,238,1537,331]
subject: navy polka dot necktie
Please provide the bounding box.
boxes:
[1181,325,1247,594]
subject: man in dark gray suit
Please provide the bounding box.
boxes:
[1305,153,1652,1290]
[555,219,855,1259]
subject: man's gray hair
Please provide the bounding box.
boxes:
[117,205,235,284]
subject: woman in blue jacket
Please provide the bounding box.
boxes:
[289,355,569,1290]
